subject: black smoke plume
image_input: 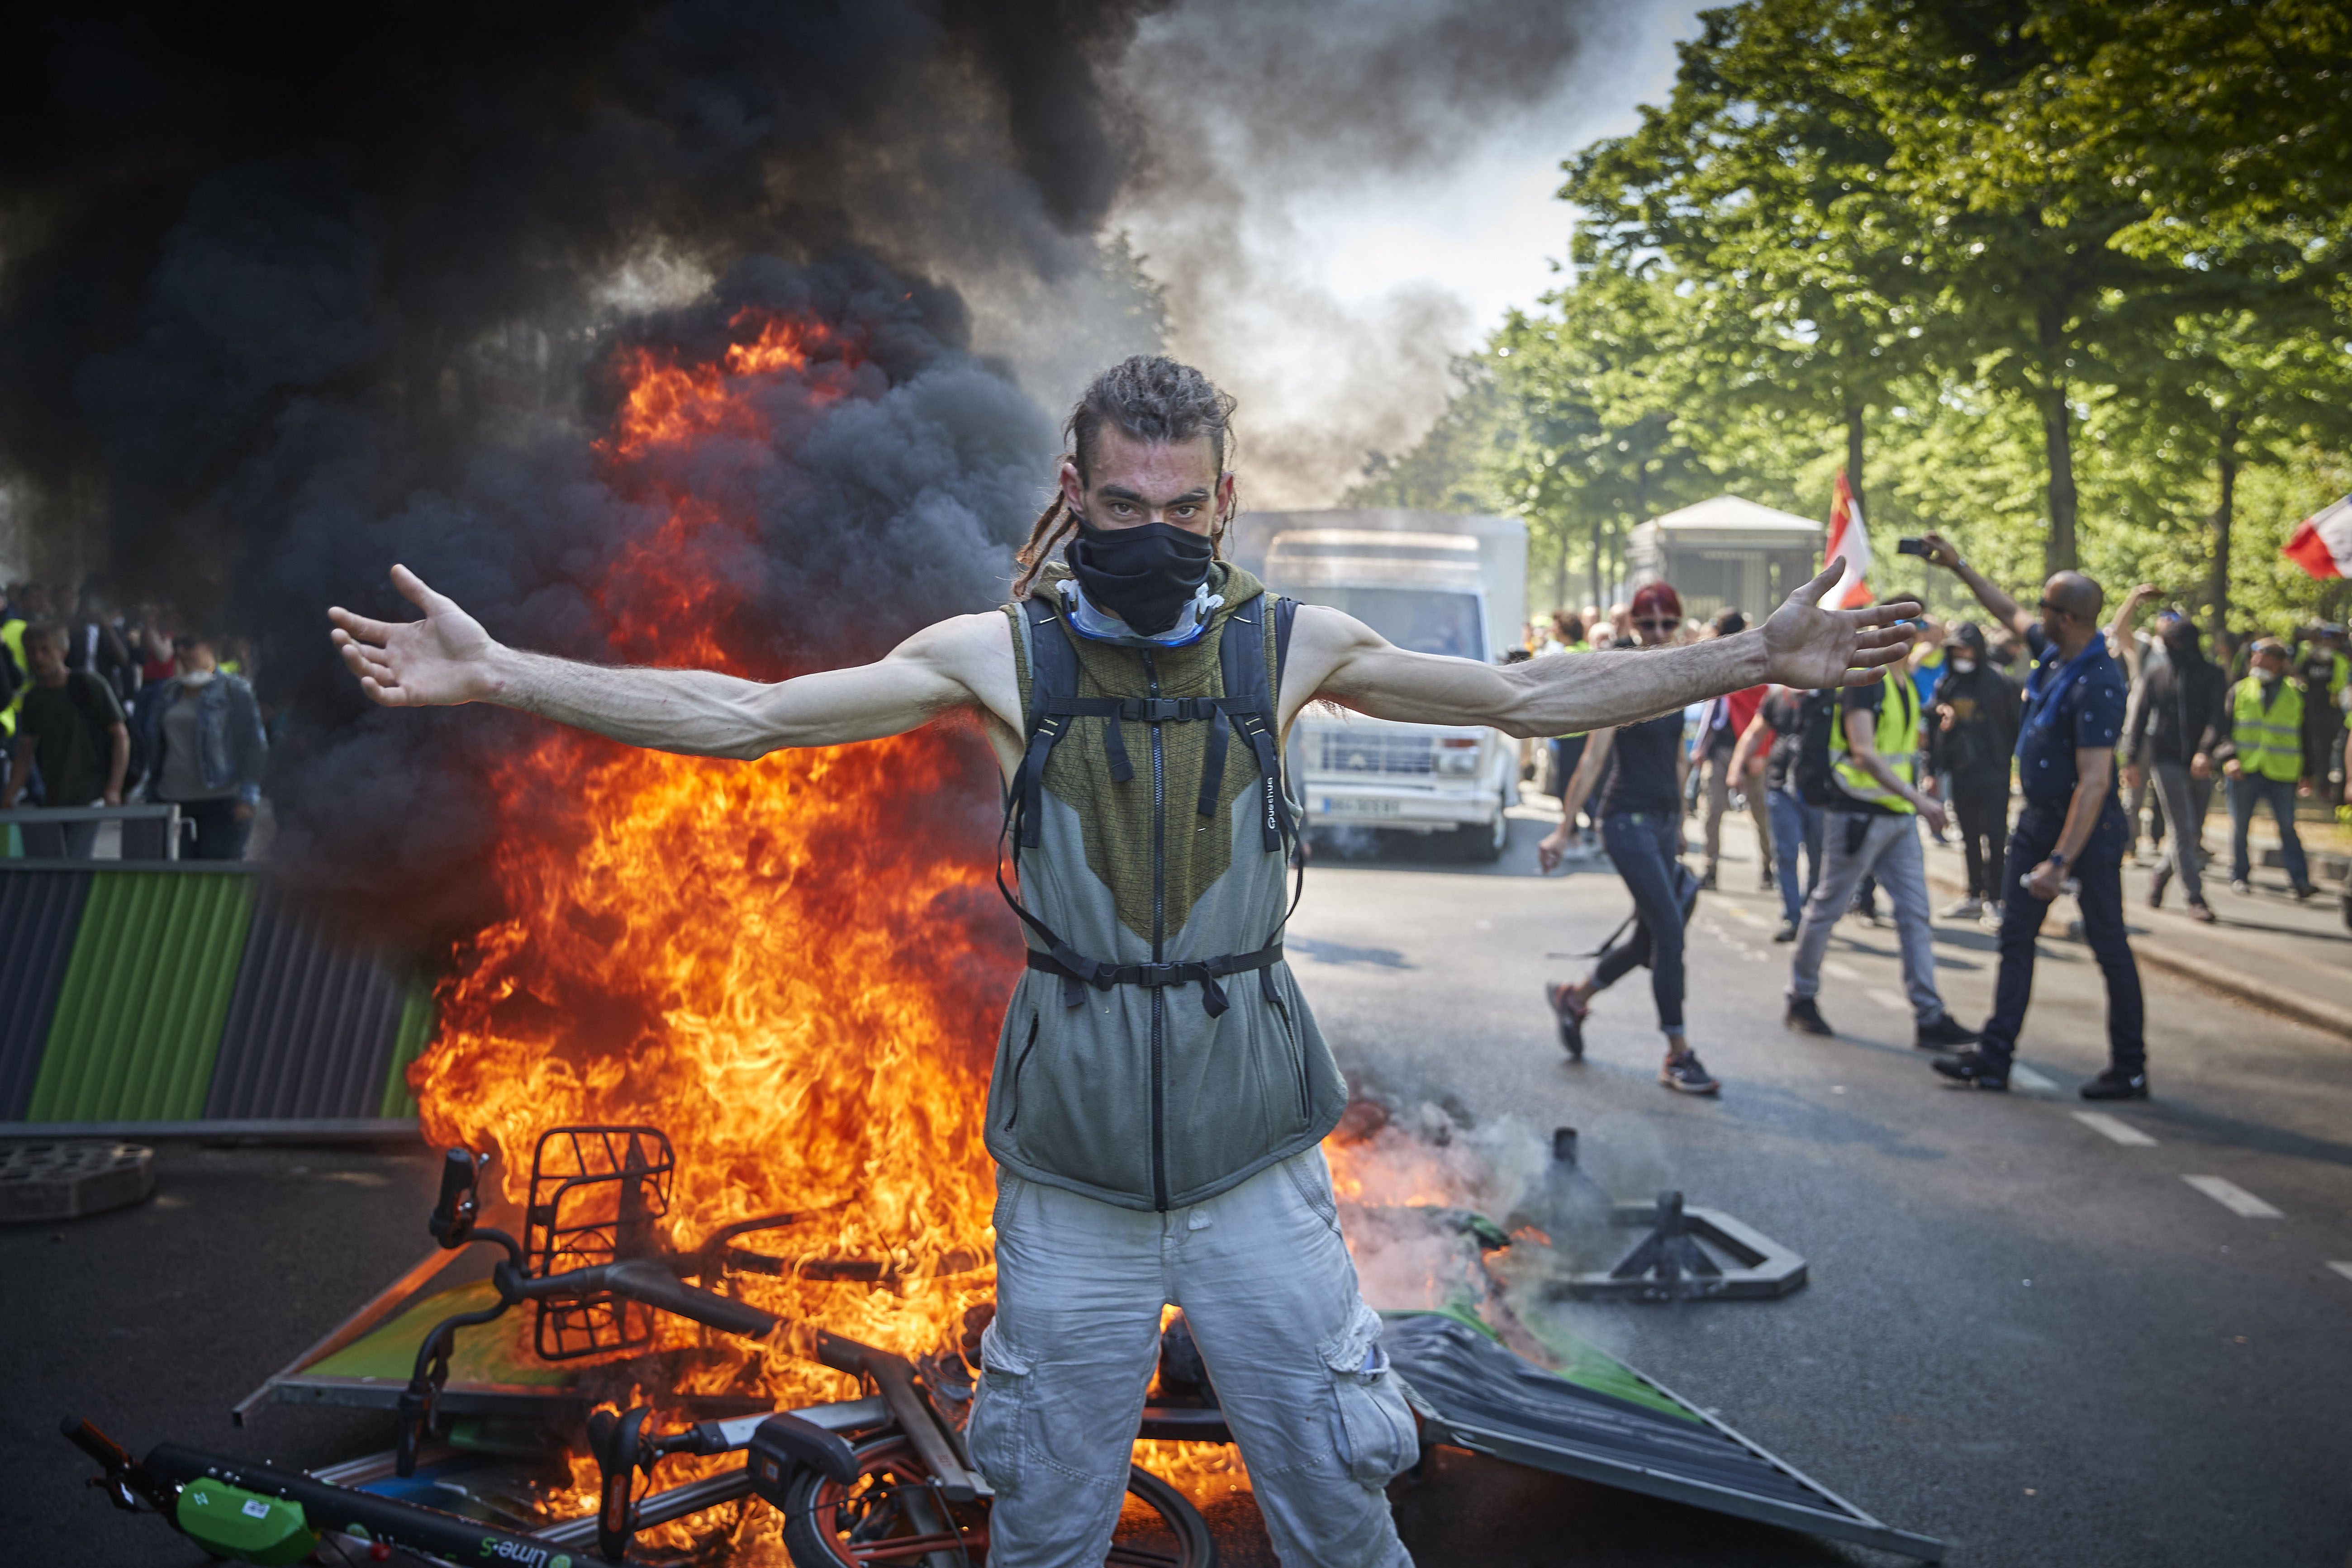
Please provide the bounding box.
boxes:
[0,1,1163,942]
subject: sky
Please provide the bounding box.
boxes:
[1109,0,1708,508]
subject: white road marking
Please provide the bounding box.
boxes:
[2007,1064,2059,1093]
[1823,960,1863,982]
[2327,1262,2352,1284]
[1724,904,1758,922]
[2182,1175,2283,1219]
[2072,1110,2157,1146]
[1866,987,1908,1014]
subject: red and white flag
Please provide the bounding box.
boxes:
[2282,494,2352,580]
[1824,470,1873,608]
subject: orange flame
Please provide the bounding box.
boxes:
[404,305,1257,1533]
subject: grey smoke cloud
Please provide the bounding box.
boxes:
[1107,0,1616,505]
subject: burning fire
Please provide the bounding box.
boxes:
[404,302,1264,1543]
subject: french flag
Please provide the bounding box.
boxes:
[2282,494,2352,580]
[1824,470,1873,608]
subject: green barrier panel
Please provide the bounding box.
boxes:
[377,987,437,1120]
[27,871,255,1121]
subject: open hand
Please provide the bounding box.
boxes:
[1761,564,1923,689]
[328,565,500,708]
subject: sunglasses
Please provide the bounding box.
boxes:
[1635,617,1679,630]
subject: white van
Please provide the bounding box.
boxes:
[1265,527,1521,860]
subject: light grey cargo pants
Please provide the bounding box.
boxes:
[1786,809,1952,1027]
[971,1149,1418,1568]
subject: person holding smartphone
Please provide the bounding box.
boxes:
[1911,534,2148,1099]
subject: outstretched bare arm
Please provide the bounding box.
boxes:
[1283,563,1921,737]
[329,565,1020,763]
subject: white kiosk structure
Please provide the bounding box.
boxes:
[1625,496,1825,625]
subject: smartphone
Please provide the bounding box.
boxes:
[1896,537,1931,557]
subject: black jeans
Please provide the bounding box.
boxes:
[1950,775,2010,901]
[174,797,254,861]
[1977,801,2144,1074]
[1594,812,1689,1031]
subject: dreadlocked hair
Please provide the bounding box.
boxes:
[1012,355,1240,599]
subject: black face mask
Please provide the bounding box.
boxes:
[1063,513,1214,635]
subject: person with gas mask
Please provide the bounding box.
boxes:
[139,633,268,860]
[2214,637,2317,900]
[1926,623,2021,922]
[2122,609,2227,920]
[327,355,1920,1568]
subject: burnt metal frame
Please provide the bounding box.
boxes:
[524,1125,676,1360]
[1554,1192,1809,1303]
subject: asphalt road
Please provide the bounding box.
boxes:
[6,806,2349,1567]
[1292,806,2352,1568]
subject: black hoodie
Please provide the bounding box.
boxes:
[2126,644,2227,767]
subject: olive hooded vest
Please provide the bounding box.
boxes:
[984,562,1348,1212]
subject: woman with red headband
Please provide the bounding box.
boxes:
[1537,581,1720,1094]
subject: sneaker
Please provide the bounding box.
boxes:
[1772,918,1798,943]
[2230,879,2251,896]
[1699,865,1719,891]
[1784,997,1834,1036]
[2186,899,2217,923]
[1915,1013,1981,1050]
[1938,895,1982,920]
[2079,1068,2148,1101]
[1758,867,1777,893]
[2291,883,2318,902]
[1932,1050,2009,1090]
[1660,1050,1721,1094]
[2148,865,2171,908]
[1544,982,1588,1062]
[1979,900,2005,931]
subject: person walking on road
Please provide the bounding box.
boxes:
[1925,623,2020,922]
[1913,535,2149,1099]
[1730,685,1822,942]
[2214,637,2317,900]
[2124,610,2225,921]
[329,355,1920,1568]
[1539,581,1723,1095]
[1691,608,1773,893]
[1781,618,1981,1050]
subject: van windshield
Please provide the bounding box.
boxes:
[1284,587,1484,660]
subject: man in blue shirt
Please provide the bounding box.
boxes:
[1912,535,2148,1099]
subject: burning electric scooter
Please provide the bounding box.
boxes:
[65,1126,1215,1567]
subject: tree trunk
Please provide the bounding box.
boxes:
[1590,517,1603,612]
[2034,304,2079,574]
[2036,379,2079,575]
[2206,409,2238,637]
[1551,523,1570,619]
[1844,402,1867,520]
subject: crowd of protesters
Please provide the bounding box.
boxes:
[0,580,267,861]
[1519,551,2350,1106]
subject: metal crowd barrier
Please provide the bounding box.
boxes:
[3,803,183,862]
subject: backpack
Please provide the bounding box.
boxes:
[1791,688,1844,807]
[999,592,1300,1017]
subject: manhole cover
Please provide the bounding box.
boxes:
[0,1141,156,1223]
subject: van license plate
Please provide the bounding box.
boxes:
[1319,797,1401,818]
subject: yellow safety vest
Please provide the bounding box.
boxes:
[2231,678,2304,782]
[0,616,25,736]
[1831,675,1919,812]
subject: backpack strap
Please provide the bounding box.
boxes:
[1216,597,1295,853]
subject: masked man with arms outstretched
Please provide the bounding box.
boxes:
[333,356,1916,1568]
